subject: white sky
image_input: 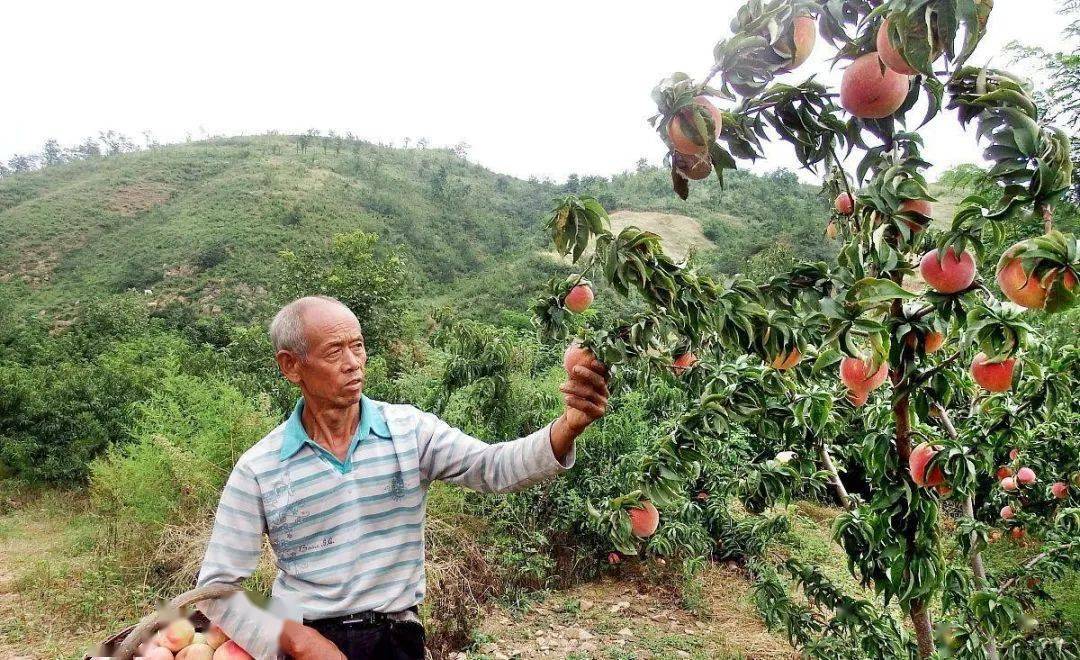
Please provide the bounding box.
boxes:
[1,1,1069,183]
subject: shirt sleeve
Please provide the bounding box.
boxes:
[196,462,286,660]
[413,409,576,493]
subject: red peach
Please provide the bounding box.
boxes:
[144,648,175,660]
[177,645,214,660]
[834,192,854,215]
[996,257,1077,310]
[782,15,817,71]
[1016,467,1036,485]
[564,284,594,313]
[908,443,946,487]
[770,348,802,370]
[212,641,253,660]
[159,619,194,653]
[899,199,933,233]
[846,389,870,407]
[840,357,889,393]
[840,53,911,119]
[668,96,722,155]
[673,352,698,375]
[628,500,660,538]
[204,625,229,650]
[920,248,976,294]
[971,353,1016,393]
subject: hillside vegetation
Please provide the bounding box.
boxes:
[0,134,835,325]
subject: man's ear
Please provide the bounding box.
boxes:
[276,350,303,385]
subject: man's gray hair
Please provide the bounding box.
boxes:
[269,295,352,356]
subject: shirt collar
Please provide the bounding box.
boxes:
[279,395,390,461]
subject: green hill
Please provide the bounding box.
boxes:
[0,134,834,324]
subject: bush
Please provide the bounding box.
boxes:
[89,374,275,556]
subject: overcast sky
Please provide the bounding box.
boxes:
[1,1,1069,183]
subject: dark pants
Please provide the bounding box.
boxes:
[304,614,426,660]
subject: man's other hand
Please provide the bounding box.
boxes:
[559,354,609,432]
[279,620,345,660]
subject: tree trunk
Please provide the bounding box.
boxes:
[819,443,852,509]
[932,402,998,659]
[909,599,935,658]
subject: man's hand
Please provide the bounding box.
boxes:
[279,620,345,660]
[559,354,610,433]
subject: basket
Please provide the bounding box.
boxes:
[84,583,240,660]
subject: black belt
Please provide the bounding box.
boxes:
[304,605,419,628]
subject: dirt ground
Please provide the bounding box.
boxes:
[457,563,796,660]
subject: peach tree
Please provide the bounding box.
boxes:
[532,1,1079,658]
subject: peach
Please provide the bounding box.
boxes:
[781,15,817,71]
[920,248,976,294]
[840,53,910,119]
[770,348,801,370]
[908,443,945,487]
[996,257,1077,310]
[971,353,1016,393]
[905,330,944,354]
[846,389,870,407]
[1016,467,1036,485]
[564,284,594,313]
[876,19,916,75]
[204,625,229,650]
[672,151,712,180]
[996,466,1014,480]
[898,199,932,233]
[177,644,214,660]
[1052,482,1069,499]
[628,500,660,538]
[1001,505,1015,520]
[673,352,698,375]
[144,648,175,660]
[668,96,722,155]
[563,342,596,374]
[834,192,854,215]
[840,357,889,393]
[1001,477,1018,492]
[213,641,253,660]
[160,619,195,653]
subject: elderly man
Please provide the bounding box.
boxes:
[196,295,609,660]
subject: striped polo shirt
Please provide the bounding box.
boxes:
[195,395,574,659]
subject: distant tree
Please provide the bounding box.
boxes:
[142,130,161,150]
[74,137,102,159]
[451,141,471,161]
[41,139,66,166]
[274,231,412,353]
[7,154,38,173]
[98,130,136,155]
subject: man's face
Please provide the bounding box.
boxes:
[278,301,367,408]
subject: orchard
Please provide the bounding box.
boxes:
[533,1,1079,657]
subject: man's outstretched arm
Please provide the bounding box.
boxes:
[415,355,609,493]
